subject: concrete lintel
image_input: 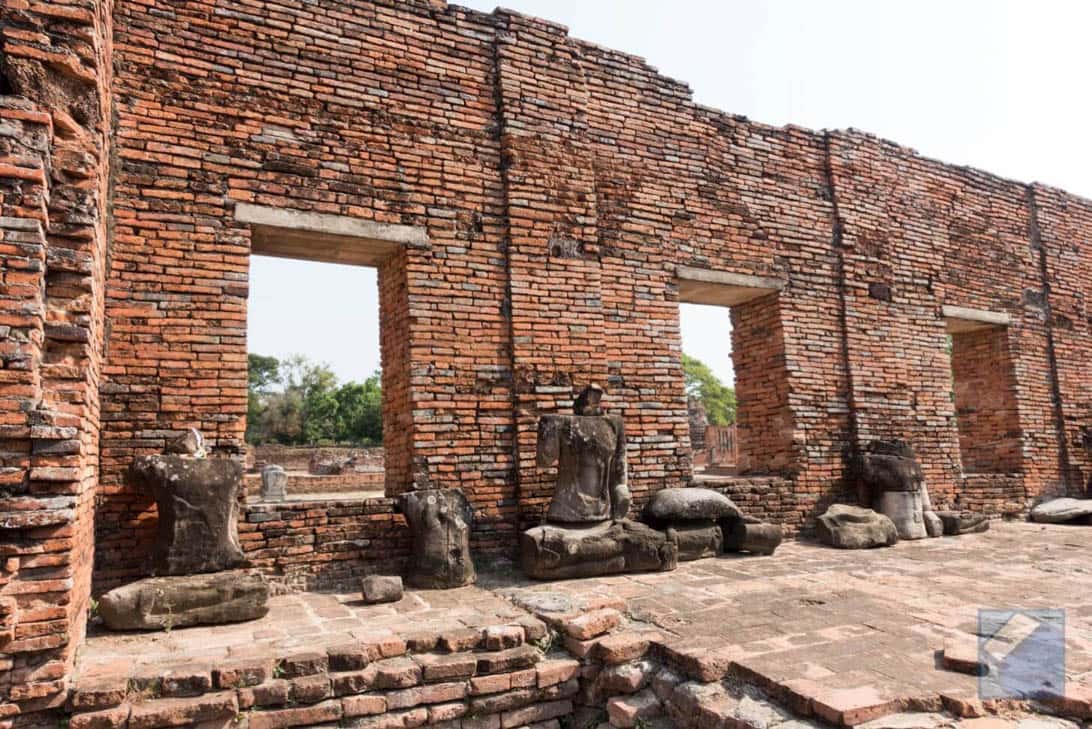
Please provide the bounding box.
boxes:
[235,203,429,267]
[942,305,1011,334]
[676,266,784,307]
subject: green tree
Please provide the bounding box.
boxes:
[246,354,281,443]
[246,353,383,446]
[334,372,383,445]
[682,353,736,426]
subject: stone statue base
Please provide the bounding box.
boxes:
[520,520,677,581]
[875,491,934,540]
[937,510,991,535]
[98,571,269,631]
[130,454,246,575]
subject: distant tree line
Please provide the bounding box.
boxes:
[682,353,736,426]
[247,353,383,446]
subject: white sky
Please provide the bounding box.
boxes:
[248,0,1091,387]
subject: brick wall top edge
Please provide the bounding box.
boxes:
[446,1,1091,206]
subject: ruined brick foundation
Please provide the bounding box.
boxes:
[0,0,1090,724]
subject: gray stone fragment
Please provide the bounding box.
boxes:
[816,504,899,549]
[399,488,476,589]
[98,571,269,631]
[1030,498,1092,524]
[165,428,207,457]
[260,464,288,502]
[644,488,742,525]
[131,455,246,575]
[666,522,722,561]
[723,517,782,555]
[361,575,403,604]
[521,520,677,580]
[937,510,990,535]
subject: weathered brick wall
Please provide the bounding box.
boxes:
[1033,185,1092,497]
[731,294,796,477]
[92,0,1092,587]
[951,327,1022,474]
[240,497,408,591]
[0,0,1087,721]
[0,0,113,720]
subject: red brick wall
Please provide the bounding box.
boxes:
[731,294,797,477]
[951,328,1022,474]
[0,0,113,718]
[0,0,1087,719]
[240,497,408,591]
[1034,185,1092,497]
[91,0,1091,581]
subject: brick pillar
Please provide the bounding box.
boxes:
[493,11,605,527]
[731,293,797,475]
[0,0,113,719]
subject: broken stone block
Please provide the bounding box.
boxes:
[862,440,940,540]
[607,689,662,729]
[816,504,898,549]
[165,428,207,457]
[399,489,476,589]
[361,575,403,604]
[643,487,741,527]
[665,522,722,561]
[98,571,269,631]
[937,511,990,535]
[260,464,287,502]
[942,636,987,676]
[1030,498,1092,525]
[130,455,246,575]
[521,520,677,581]
[722,517,782,555]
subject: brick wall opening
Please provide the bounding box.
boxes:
[945,311,1023,475]
[677,267,793,476]
[679,302,737,474]
[245,256,386,500]
[237,204,421,498]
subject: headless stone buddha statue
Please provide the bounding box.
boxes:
[521,385,675,580]
[536,383,631,524]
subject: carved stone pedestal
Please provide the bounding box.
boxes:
[131,455,245,575]
[520,520,677,581]
[400,489,476,589]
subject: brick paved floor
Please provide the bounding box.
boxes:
[75,522,1092,725]
[499,521,1092,718]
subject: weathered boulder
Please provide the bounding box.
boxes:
[937,511,990,535]
[644,488,741,526]
[98,572,269,631]
[400,489,476,589]
[665,522,722,561]
[521,520,677,580]
[816,504,898,549]
[723,517,782,555]
[1030,498,1092,525]
[131,455,245,575]
[361,575,403,604]
[260,464,288,502]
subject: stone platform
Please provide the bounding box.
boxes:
[71,523,1092,728]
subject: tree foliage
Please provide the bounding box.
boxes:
[682,353,736,426]
[246,353,383,446]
